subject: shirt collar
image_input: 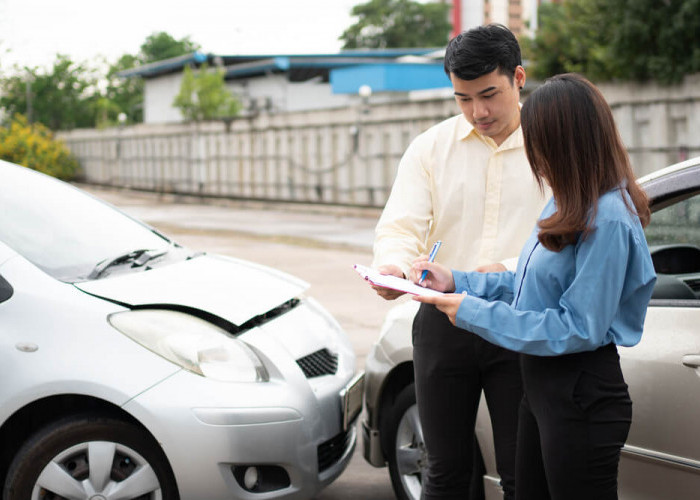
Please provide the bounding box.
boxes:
[497,126,524,151]
[456,114,475,141]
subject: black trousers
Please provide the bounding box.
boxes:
[413,303,522,500]
[516,344,632,500]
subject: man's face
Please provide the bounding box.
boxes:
[451,66,526,146]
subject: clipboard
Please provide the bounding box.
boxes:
[353,264,444,297]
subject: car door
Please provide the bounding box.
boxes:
[618,176,700,500]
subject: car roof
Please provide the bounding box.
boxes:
[639,156,700,184]
[639,156,700,204]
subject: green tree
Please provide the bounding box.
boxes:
[102,31,200,125]
[607,0,700,83]
[0,54,100,130]
[140,31,200,63]
[340,0,451,49]
[172,64,242,121]
[524,0,700,84]
[0,31,202,130]
[102,54,144,126]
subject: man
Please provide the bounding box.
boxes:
[372,24,549,499]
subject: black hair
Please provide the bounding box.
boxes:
[443,23,522,82]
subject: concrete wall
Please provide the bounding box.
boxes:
[60,98,455,207]
[60,74,700,208]
[598,73,700,177]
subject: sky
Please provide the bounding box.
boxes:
[0,0,361,74]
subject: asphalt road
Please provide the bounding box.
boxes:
[83,186,408,500]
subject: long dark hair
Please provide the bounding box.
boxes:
[521,73,650,252]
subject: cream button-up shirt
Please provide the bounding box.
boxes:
[373,113,550,276]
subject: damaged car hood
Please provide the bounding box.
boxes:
[75,254,309,326]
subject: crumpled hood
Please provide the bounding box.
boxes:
[75,254,309,326]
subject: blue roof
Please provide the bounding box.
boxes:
[330,63,450,94]
[118,49,441,79]
[118,51,208,78]
[216,48,438,59]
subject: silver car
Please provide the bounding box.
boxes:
[362,156,700,500]
[0,159,363,500]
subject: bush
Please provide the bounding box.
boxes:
[0,114,80,179]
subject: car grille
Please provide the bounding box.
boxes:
[296,348,338,378]
[318,428,352,473]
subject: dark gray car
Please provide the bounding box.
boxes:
[362,156,700,500]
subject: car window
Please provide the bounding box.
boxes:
[645,189,700,303]
[0,162,172,282]
[645,191,700,248]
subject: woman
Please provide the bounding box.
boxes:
[412,73,656,500]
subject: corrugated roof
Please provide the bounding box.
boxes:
[118,48,441,79]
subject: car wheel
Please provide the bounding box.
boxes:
[3,414,179,500]
[386,383,425,500]
[385,383,486,500]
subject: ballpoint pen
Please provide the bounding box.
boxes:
[419,240,442,285]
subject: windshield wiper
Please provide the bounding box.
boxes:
[87,248,168,280]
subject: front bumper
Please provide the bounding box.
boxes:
[125,366,359,500]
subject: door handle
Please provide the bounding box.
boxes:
[682,354,700,368]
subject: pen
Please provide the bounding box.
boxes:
[419,240,442,284]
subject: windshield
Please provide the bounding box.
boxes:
[0,161,174,282]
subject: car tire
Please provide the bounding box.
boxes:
[386,383,425,500]
[3,414,179,500]
[385,382,486,500]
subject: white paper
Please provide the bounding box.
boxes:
[353,264,444,297]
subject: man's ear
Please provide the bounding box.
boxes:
[514,65,526,90]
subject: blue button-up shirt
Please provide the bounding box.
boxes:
[453,188,657,356]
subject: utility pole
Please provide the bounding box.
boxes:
[25,69,33,123]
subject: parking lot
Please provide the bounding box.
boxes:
[83,185,408,499]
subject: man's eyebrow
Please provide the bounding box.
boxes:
[454,86,498,97]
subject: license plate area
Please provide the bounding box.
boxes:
[340,372,364,430]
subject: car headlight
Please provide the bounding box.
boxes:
[108,309,268,382]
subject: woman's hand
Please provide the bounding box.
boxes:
[410,256,456,292]
[413,293,465,326]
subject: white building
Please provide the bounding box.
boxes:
[450,0,560,37]
[119,50,448,124]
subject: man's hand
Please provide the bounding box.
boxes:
[413,293,465,326]
[371,264,407,300]
[474,262,507,273]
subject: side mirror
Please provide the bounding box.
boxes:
[0,274,13,303]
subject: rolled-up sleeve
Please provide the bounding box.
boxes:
[455,220,656,356]
[453,270,515,303]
